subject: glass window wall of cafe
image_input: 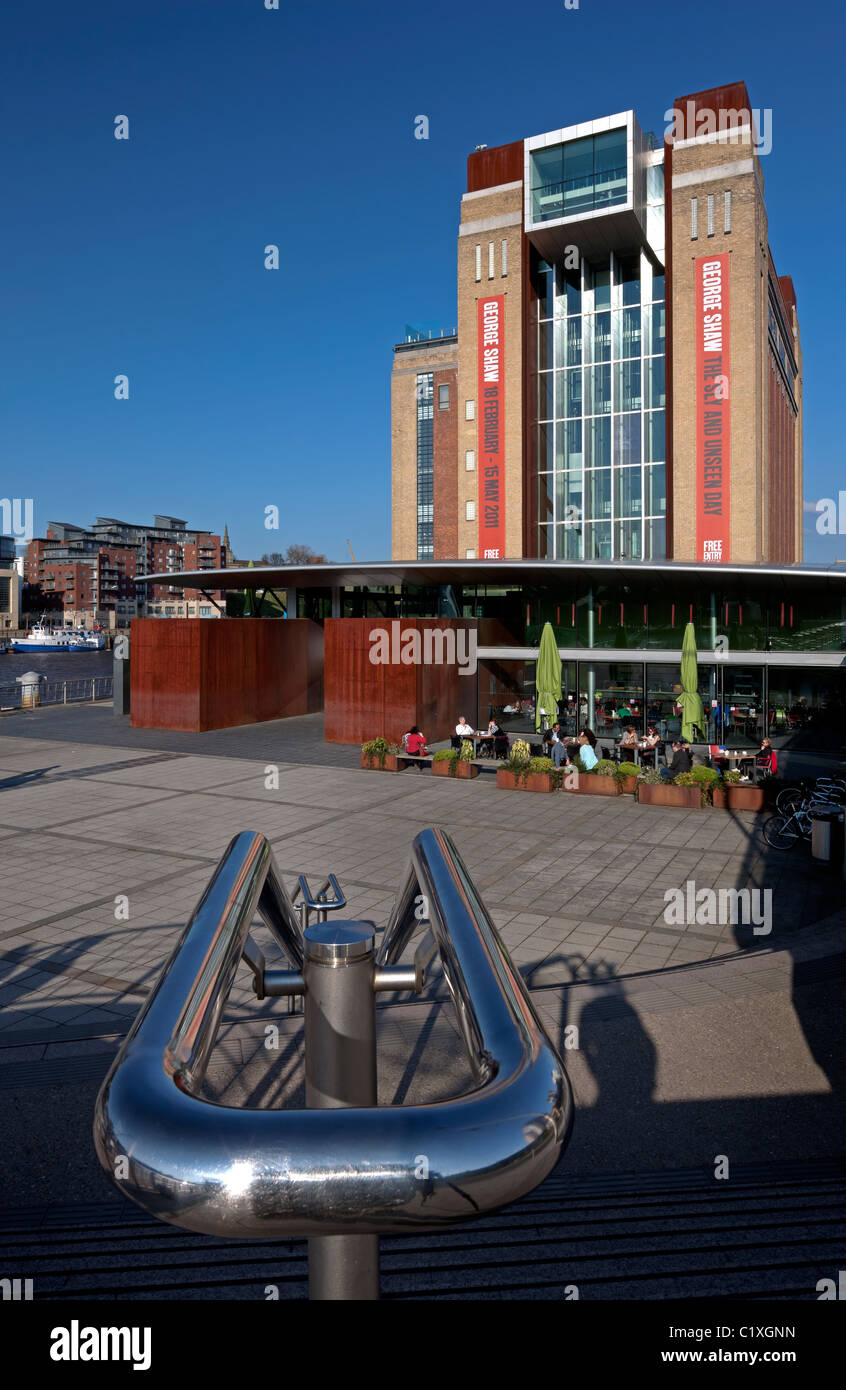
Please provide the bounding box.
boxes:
[452,580,846,654]
[477,655,846,748]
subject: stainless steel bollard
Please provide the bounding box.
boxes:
[304,922,379,1300]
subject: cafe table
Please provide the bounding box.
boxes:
[712,748,757,775]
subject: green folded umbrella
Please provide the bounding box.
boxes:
[535,621,562,733]
[679,622,705,742]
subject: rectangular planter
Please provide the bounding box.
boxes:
[711,786,728,809]
[524,773,557,793]
[497,769,523,790]
[361,752,399,772]
[571,774,620,797]
[637,782,701,809]
[433,759,479,779]
[726,784,765,812]
[617,774,638,794]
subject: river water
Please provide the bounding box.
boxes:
[0,650,114,686]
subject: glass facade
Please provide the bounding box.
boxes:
[536,250,666,562]
[415,373,434,559]
[283,568,843,744]
[530,129,628,223]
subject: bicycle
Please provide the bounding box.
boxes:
[763,796,844,850]
[776,777,846,816]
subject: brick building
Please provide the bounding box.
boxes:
[391,82,802,567]
[24,515,230,626]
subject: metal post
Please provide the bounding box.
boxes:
[586,586,596,733]
[304,922,379,1300]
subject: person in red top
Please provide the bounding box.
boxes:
[756,737,778,778]
[405,726,428,756]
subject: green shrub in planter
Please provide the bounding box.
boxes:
[675,768,713,806]
[522,755,560,790]
[527,755,556,775]
[615,759,640,792]
[690,765,719,783]
[592,758,618,777]
[503,738,532,775]
[689,764,720,804]
[459,739,475,762]
[722,769,741,785]
[433,748,459,776]
[362,736,389,768]
[638,768,664,785]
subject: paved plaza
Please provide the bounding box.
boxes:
[0,705,844,1297]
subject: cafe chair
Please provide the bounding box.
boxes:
[450,736,462,751]
[493,734,509,760]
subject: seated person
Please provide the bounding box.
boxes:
[405,726,428,756]
[502,699,522,714]
[573,728,598,770]
[486,718,503,738]
[756,737,778,776]
[546,721,568,767]
[660,739,692,780]
[641,724,660,747]
[455,715,475,737]
[619,723,640,750]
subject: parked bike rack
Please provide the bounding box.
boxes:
[93,826,573,1299]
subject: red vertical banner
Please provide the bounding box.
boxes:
[477,295,506,559]
[695,254,731,563]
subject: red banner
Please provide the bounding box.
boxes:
[477,295,506,559]
[695,254,730,563]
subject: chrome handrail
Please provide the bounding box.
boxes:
[93,828,573,1239]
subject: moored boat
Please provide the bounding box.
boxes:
[10,618,106,653]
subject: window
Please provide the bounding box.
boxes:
[465,400,475,420]
[475,245,481,282]
[691,198,698,239]
[465,500,476,521]
[501,239,508,276]
[416,372,434,559]
[465,548,476,559]
[465,450,475,470]
[530,128,627,223]
[488,242,495,279]
[724,190,732,233]
[438,383,450,410]
[707,194,715,237]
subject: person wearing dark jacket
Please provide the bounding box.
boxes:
[660,740,692,780]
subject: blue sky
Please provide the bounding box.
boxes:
[1,0,844,563]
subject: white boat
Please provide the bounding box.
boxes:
[10,619,106,653]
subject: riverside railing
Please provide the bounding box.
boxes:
[93,827,574,1300]
[0,676,114,711]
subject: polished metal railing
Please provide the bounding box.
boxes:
[93,827,573,1297]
